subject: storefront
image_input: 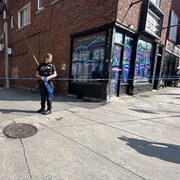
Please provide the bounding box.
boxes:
[68,0,165,100]
[68,25,156,99]
[160,10,180,87]
[68,29,110,99]
[68,23,137,100]
[132,0,164,94]
[160,40,180,87]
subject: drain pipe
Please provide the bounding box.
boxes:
[3,0,9,88]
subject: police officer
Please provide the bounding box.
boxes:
[36,53,57,115]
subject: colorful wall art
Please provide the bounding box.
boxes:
[122,37,133,83]
[134,40,152,83]
[71,34,106,81]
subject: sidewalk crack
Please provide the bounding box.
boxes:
[20,139,33,180]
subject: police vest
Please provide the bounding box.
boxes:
[38,63,55,77]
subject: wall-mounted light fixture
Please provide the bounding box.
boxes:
[128,24,134,29]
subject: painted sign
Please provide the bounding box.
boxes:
[145,10,160,37]
[140,0,164,38]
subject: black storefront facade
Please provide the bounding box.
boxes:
[160,40,180,87]
[159,10,180,87]
[68,0,164,100]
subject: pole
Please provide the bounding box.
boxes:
[4,0,9,88]
[163,24,180,30]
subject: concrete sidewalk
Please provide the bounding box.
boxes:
[0,87,180,180]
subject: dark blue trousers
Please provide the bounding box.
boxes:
[39,81,54,110]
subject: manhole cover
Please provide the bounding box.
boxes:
[3,123,37,139]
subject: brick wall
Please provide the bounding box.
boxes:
[160,0,173,45]
[116,0,141,30]
[1,0,119,93]
[171,0,180,17]
[171,0,180,67]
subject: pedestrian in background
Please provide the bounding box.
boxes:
[36,53,57,115]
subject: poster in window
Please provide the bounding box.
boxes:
[122,37,133,84]
[134,40,152,83]
[71,34,106,81]
[109,45,122,96]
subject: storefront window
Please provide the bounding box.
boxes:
[134,40,152,83]
[114,33,123,44]
[150,0,160,7]
[110,45,122,96]
[71,33,106,81]
[122,36,133,84]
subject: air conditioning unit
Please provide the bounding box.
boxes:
[0,44,4,51]
[0,33,5,40]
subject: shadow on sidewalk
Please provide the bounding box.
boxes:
[0,88,105,110]
[0,88,103,102]
[173,97,180,99]
[118,136,180,164]
[0,88,39,101]
[159,93,180,96]
[129,108,158,114]
[0,109,36,114]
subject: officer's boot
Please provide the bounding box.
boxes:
[37,107,45,113]
[37,103,45,113]
[42,99,52,115]
[42,105,51,115]
[43,109,51,115]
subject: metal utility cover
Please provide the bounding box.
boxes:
[3,123,37,139]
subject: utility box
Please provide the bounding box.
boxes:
[0,44,4,51]
[0,33,4,40]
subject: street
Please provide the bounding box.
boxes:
[0,87,180,180]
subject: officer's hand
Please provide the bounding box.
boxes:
[46,77,50,81]
[41,76,45,81]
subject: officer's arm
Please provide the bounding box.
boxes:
[47,71,57,79]
[36,71,44,80]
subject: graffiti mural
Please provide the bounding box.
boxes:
[134,40,152,83]
[71,34,106,81]
[122,37,133,83]
[110,45,122,96]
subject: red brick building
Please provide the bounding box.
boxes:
[171,0,180,51]
[171,0,180,17]
[158,0,180,87]
[0,0,173,99]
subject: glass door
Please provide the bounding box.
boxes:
[119,36,134,94]
[109,45,122,96]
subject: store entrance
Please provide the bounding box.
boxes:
[109,34,134,97]
[109,45,123,97]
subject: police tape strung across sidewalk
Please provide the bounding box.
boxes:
[0,76,179,81]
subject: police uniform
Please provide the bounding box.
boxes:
[36,62,56,112]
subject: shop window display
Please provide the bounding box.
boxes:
[134,40,152,83]
[71,34,106,81]
[122,36,133,83]
[109,45,122,96]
